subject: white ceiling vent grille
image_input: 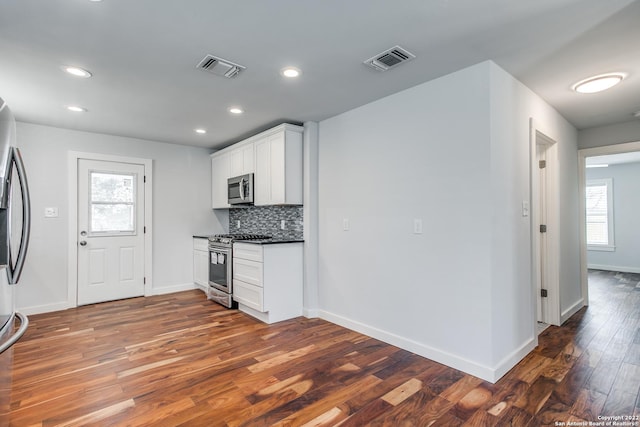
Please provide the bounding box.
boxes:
[196,54,246,78]
[363,45,416,71]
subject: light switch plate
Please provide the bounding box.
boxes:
[236,220,241,229]
[522,201,529,217]
[343,218,350,231]
[281,220,286,230]
[44,207,58,218]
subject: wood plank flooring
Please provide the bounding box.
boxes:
[4,270,640,426]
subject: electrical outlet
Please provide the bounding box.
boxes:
[236,220,240,229]
[343,218,350,231]
[522,201,529,217]
[413,218,423,234]
[281,220,286,230]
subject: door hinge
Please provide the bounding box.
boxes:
[541,288,548,298]
[144,277,146,285]
[144,226,146,234]
[540,224,547,233]
[144,175,146,183]
[539,160,546,169]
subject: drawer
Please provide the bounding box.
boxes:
[193,238,209,251]
[233,280,264,312]
[233,258,263,287]
[233,242,263,262]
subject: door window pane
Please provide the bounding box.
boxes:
[89,171,136,234]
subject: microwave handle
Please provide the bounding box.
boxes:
[239,177,245,200]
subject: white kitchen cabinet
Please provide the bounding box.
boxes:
[254,124,303,206]
[210,124,301,209]
[193,238,209,291]
[211,152,230,209]
[232,242,303,324]
[229,142,254,177]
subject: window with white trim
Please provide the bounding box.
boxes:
[586,178,614,251]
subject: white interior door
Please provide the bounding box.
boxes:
[77,159,145,305]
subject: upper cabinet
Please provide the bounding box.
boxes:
[229,143,254,177]
[211,151,230,209]
[211,124,303,209]
[254,125,303,206]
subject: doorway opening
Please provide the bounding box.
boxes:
[530,121,560,328]
[578,141,640,305]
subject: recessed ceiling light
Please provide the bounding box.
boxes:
[195,128,207,134]
[281,67,301,78]
[66,105,87,113]
[573,73,625,94]
[229,107,244,115]
[633,110,640,119]
[63,66,92,78]
[586,164,609,168]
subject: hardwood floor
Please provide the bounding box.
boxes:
[5,270,640,426]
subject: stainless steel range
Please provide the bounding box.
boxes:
[207,234,271,308]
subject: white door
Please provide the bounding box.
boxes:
[77,159,145,305]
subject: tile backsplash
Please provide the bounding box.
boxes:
[229,205,303,240]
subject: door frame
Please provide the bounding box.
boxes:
[578,140,640,306]
[67,151,153,307]
[530,119,560,326]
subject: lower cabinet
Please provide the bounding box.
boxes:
[232,242,303,324]
[193,238,209,291]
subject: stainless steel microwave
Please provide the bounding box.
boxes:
[228,173,254,205]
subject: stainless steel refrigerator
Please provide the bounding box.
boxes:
[0,97,31,423]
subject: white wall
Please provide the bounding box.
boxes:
[317,61,580,382]
[578,120,640,149]
[488,63,580,366]
[15,122,226,313]
[586,162,640,273]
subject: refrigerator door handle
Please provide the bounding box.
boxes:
[0,312,29,354]
[7,147,31,285]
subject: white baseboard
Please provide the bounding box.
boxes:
[491,337,537,381]
[561,298,585,323]
[152,282,196,296]
[317,309,533,383]
[303,307,319,318]
[18,301,73,316]
[588,264,640,274]
[18,283,196,316]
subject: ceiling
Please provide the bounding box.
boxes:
[1,0,639,150]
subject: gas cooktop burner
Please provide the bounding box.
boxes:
[209,234,272,244]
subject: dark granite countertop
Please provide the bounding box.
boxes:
[193,235,213,239]
[235,239,304,245]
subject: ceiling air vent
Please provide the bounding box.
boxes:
[363,45,416,72]
[196,54,246,78]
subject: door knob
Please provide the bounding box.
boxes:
[79,241,87,246]
[80,231,87,236]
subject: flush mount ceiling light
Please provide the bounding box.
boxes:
[586,164,609,168]
[228,107,244,115]
[572,73,625,94]
[195,128,207,134]
[63,66,92,78]
[66,105,87,113]
[281,67,301,78]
